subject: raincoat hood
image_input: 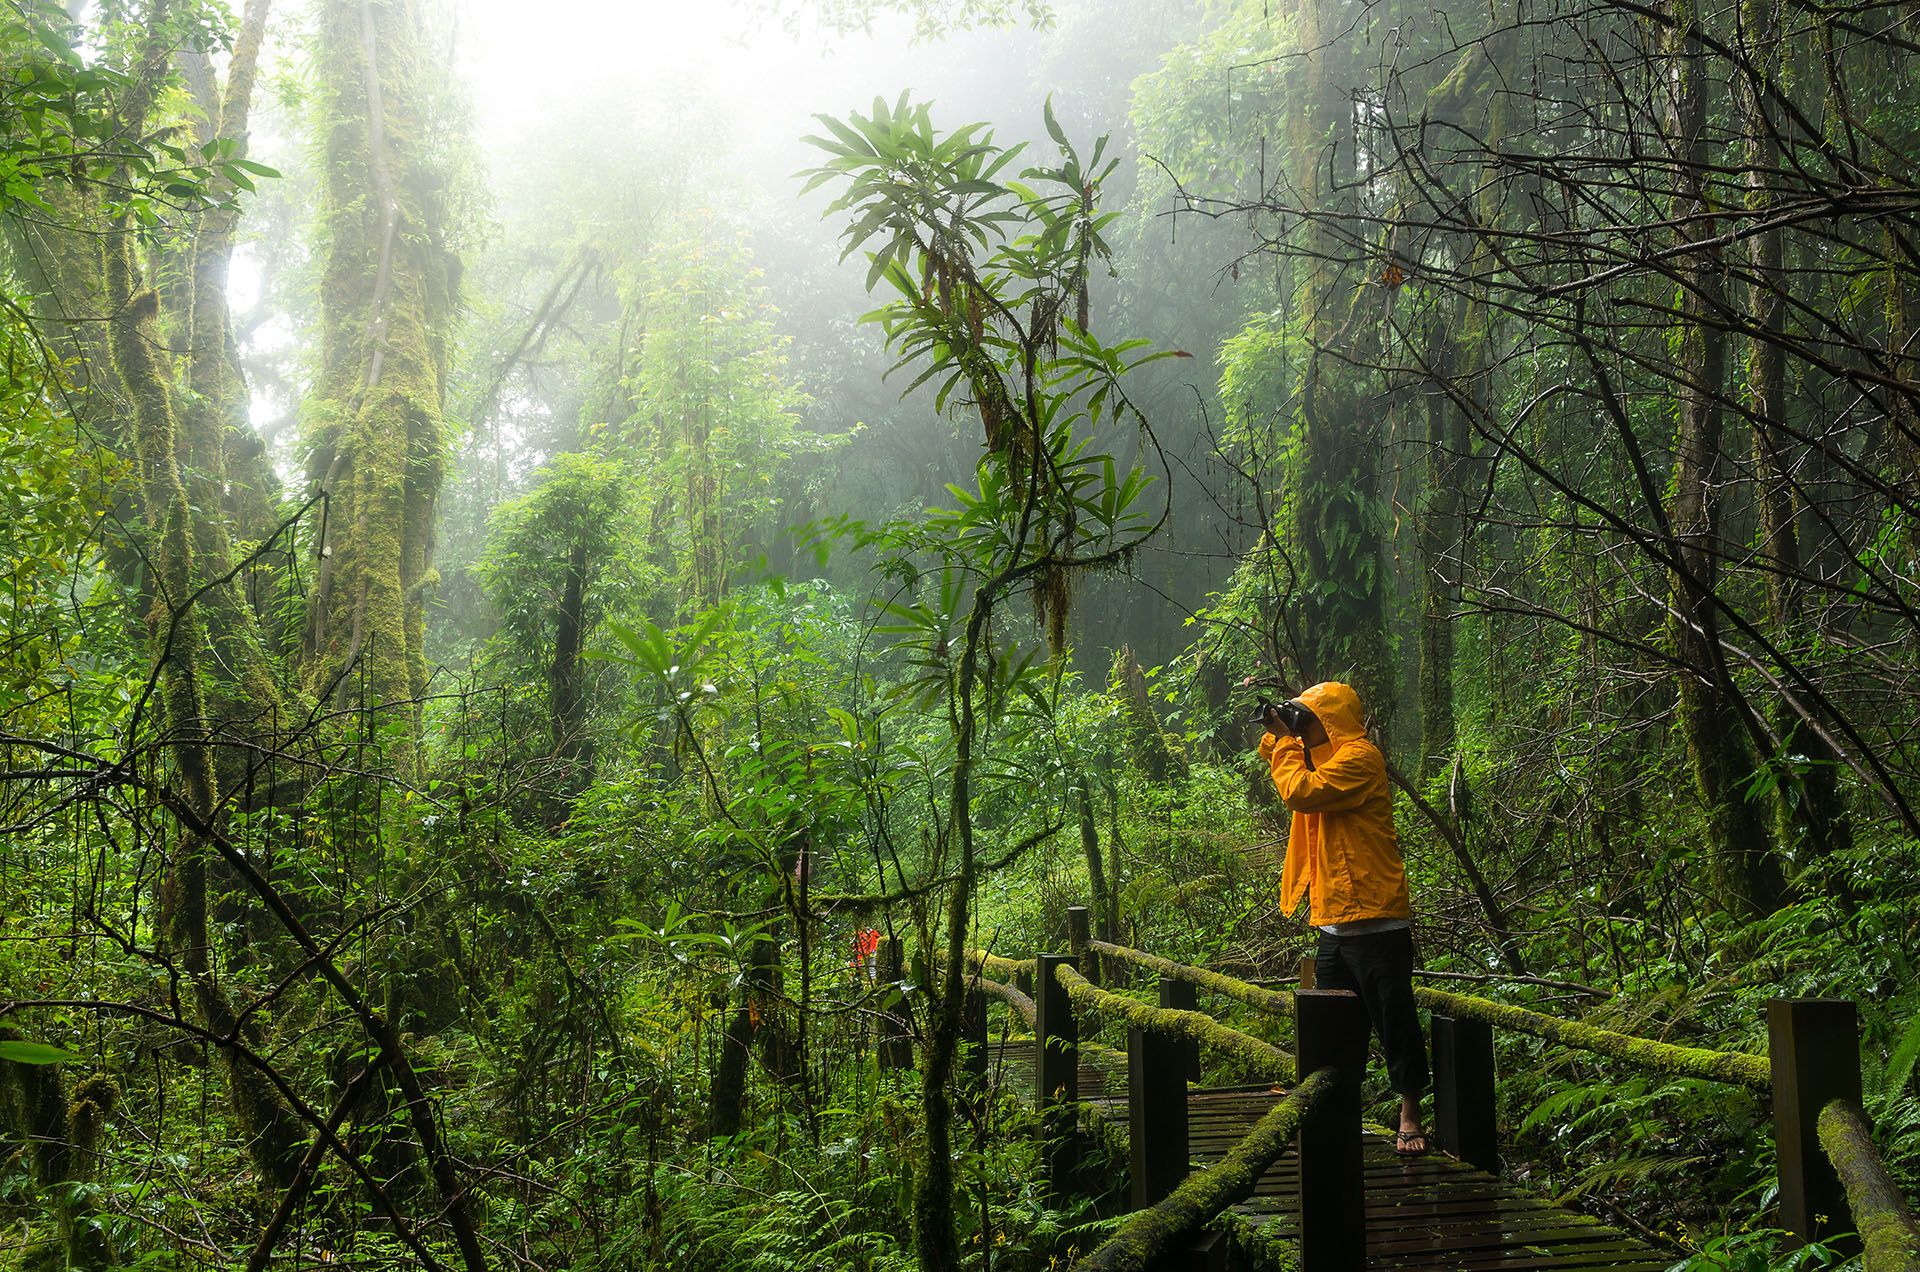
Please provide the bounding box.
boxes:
[1259,680,1409,926]
[1294,681,1366,747]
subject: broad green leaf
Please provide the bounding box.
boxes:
[0,1039,80,1065]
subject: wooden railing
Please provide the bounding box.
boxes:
[924,913,1920,1272]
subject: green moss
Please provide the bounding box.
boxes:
[1816,1098,1920,1271]
[1109,645,1187,784]
[305,0,458,775]
[966,948,1038,979]
[1413,986,1771,1091]
[1089,941,1295,1020]
[970,974,1037,1028]
[1077,1067,1336,1272]
[65,1074,116,1158]
[1055,964,1295,1082]
[1220,1209,1304,1272]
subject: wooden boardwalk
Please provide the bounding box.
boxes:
[987,1039,1672,1271]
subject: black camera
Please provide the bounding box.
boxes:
[1249,697,1316,737]
[1250,696,1317,770]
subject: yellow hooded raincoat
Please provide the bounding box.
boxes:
[1259,681,1411,927]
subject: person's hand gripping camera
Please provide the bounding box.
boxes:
[1252,697,1320,769]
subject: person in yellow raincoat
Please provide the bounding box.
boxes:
[1258,680,1429,1155]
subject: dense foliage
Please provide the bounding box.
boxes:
[2,1,1917,1270]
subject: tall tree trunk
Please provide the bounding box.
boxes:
[1291,0,1391,705]
[916,589,999,1272]
[1415,30,1512,780]
[551,535,592,783]
[1740,0,1852,866]
[105,239,306,1190]
[1416,320,1463,780]
[1664,0,1788,917]
[709,928,777,1138]
[82,1,309,1189]
[306,0,458,772]
[1110,644,1183,782]
[1075,774,1113,978]
[185,0,282,547]
[179,0,289,758]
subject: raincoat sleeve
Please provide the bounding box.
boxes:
[1267,736,1379,812]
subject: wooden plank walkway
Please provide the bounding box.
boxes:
[986,1039,1672,1271]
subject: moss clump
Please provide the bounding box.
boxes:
[1110,645,1187,784]
[1088,941,1295,1020]
[966,947,1038,979]
[969,974,1037,1028]
[1220,1209,1305,1272]
[1816,1098,1920,1271]
[1076,1067,1336,1272]
[66,1073,117,1158]
[1412,986,1771,1091]
[1055,963,1295,1082]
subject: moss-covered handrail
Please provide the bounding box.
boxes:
[1087,940,1295,1018]
[968,973,1037,1028]
[1413,986,1772,1093]
[964,947,1037,980]
[1074,1066,1337,1272]
[1817,1098,1920,1271]
[1054,963,1295,1082]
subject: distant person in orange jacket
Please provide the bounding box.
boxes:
[1258,680,1429,1156]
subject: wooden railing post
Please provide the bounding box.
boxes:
[878,936,913,1070]
[962,981,988,1108]
[1769,998,1861,1252]
[1158,976,1202,1082]
[1431,1013,1499,1173]
[1295,989,1369,1272]
[1036,953,1080,1192]
[1068,906,1097,986]
[1298,956,1317,990]
[1128,1018,1191,1207]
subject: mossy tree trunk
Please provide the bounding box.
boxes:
[1662,0,1788,917]
[1289,0,1392,706]
[1414,31,1509,782]
[79,1,309,1192]
[178,0,290,767]
[1111,645,1184,783]
[182,0,283,547]
[551,534,593,786]
[305,0,460,772]
[0,1034,117,1269]
[1415,320,1462,782]
[708,926,779,1138]
[1739,0,1852,868]
[1076,773,1115,976]
[105,236,307,1190]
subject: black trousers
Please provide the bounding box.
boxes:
[1314,927,1430,1098]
